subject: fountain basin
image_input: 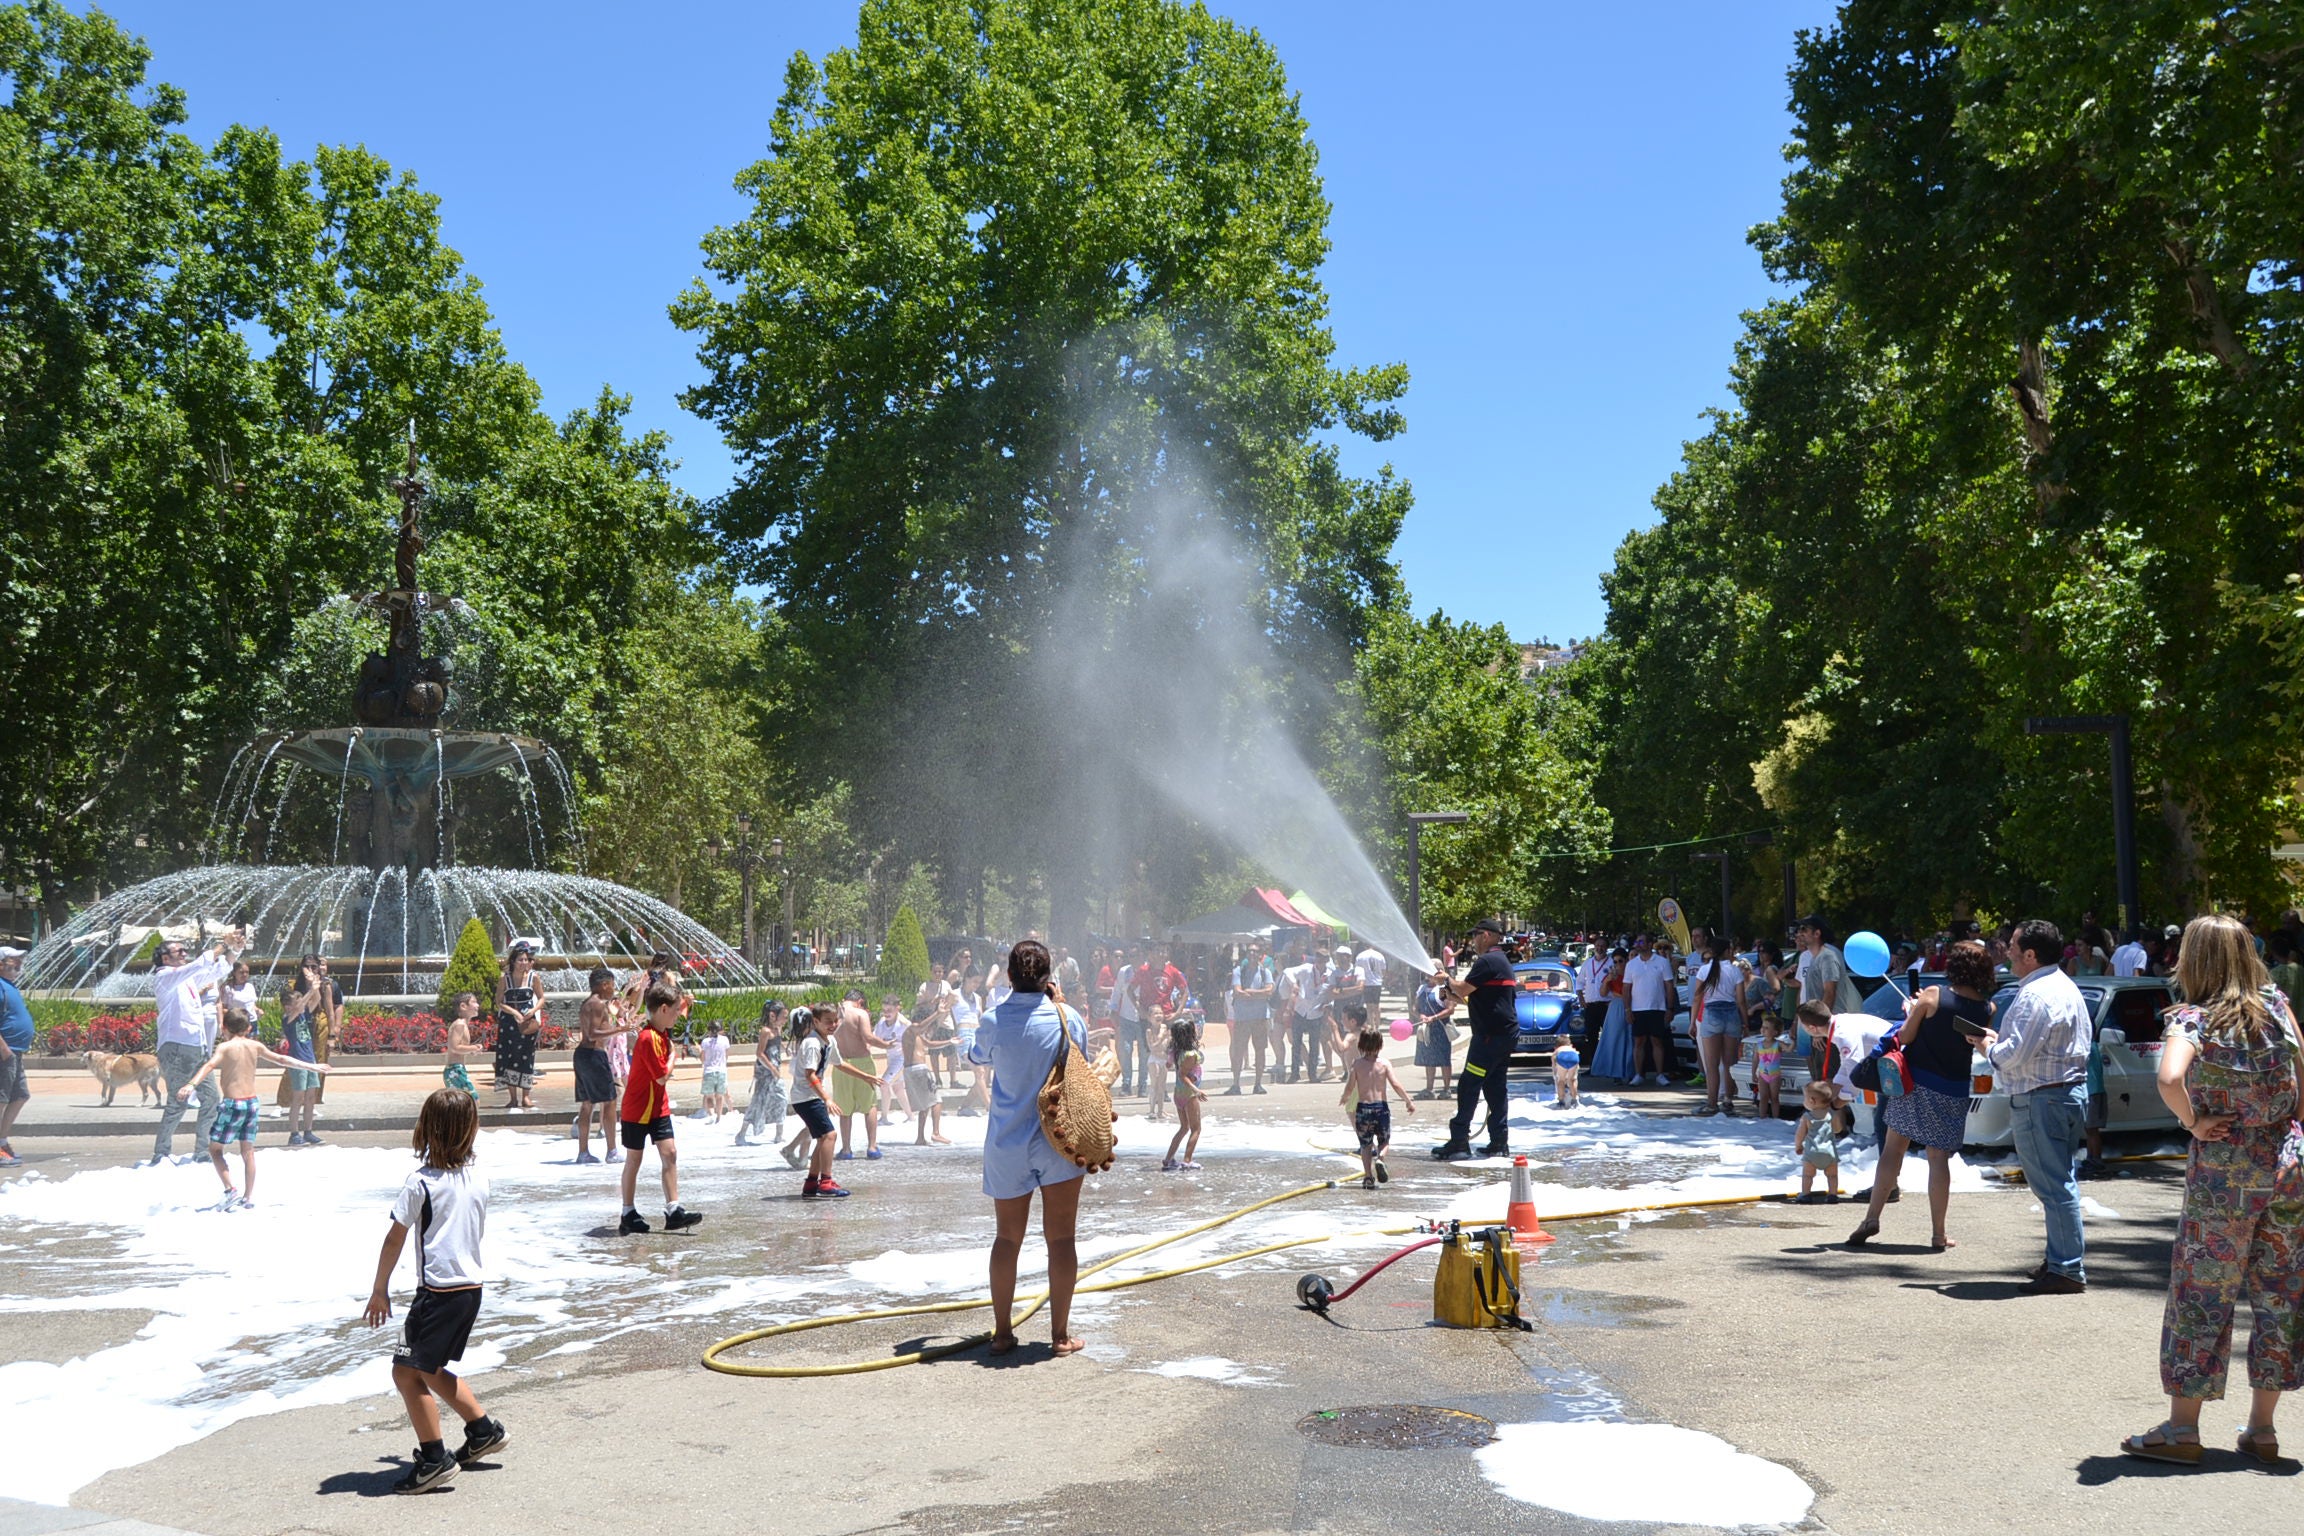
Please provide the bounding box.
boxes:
[21,864,766,1000]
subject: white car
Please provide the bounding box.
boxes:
[1961,976,2179,1146]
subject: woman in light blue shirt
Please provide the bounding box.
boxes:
[968,939,1087,1356]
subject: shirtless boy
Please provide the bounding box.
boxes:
[572,967,620,1165]
[178,1009,330,1208]
[1340,1024,1414,1190]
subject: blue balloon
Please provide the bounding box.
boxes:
[1844,930,1891,977]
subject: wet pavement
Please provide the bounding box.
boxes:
[4,1061,2291,1534]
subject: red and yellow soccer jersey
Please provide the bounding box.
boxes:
[622,1025,672,1123]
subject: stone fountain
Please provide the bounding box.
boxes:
[23,434,765,1000]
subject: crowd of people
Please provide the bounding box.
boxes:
[11,896,2297,1479]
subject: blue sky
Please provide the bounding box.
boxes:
[94,0,1836,643]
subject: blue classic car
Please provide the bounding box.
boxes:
[1511,958,1580,1061]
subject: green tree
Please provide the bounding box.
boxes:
[1343,610,1610,933]
[671,0,1410,933]
[435,917,500,1018]
[879,903,931,996]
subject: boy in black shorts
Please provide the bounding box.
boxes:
[619,981,702,1234]
[363,1089,507,1494]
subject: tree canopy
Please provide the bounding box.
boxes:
[1576,0,2304,933]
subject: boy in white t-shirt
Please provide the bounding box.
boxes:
[362,1088,506,1494]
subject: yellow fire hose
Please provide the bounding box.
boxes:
[701,1177,1803,1377]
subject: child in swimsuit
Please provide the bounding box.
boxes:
[1550,1043,1580,1108]
[1753,1019,1784,1120]
[443,992,479,1095]
[1793,1081,1841,1203]
[1162,1016,1207,1171]
[1340,1022,1414,1190]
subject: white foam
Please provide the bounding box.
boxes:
[1476,1421,1813,1526]
[1139,1355,1277,1385]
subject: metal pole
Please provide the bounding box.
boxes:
[1407,820,1422,950]
[2110,716,2140,932]
[740,856,755,966]
[1781,858,1797,936]
[1719,856,1732,949]
[783,871,796,980]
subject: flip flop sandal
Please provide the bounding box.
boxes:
[2120,1424,2201,1466]
[2237,1427,2281,1465]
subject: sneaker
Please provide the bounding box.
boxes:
[175,1153,205,1166]
[1160,1158,1180,1172]
[1222,1086,1242,1096]
[1180,1160,1201,1170]
[812,1178,852,1199]
[618,1209,650,1235]
[663,1205,703,1232]
[507,1106,526,1115]
[393,1448,458,1495]
[1361,1175,1377,1190]
[801,1177,822,1198]
[574,1151,600,1165]
[455,1416,508,1467]
[1374,1158,1389,1184]
[733,1134,751,1147]
[1252,1085,1268,1095]
[303,1133,324,1146]
[781,1145,807,1170]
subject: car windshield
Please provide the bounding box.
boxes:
[1517,968,1572,992]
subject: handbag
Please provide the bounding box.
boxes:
[1038,1001,1118,1172]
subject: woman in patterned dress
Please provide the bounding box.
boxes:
[2122,913,2304,1466]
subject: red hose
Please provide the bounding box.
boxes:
[1325,1236,1445,1305]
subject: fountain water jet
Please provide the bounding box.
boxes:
[23,430,763,1001]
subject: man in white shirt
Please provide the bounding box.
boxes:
[1108,951,1142,1096]
[1980,918,2094,1294]
[1282,950,1329,1083]
[151,930,245,1165]
[1575,944,1613,1055]
[1354,943,1387,1002]
[1622,934,1676,1085]
[2109,929,2148,977]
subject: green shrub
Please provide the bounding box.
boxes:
[436,917,501,1018]
[880,904,930,997]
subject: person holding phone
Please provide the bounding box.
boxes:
[1847,938,1994,1251]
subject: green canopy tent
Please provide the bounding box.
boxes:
[1286,890,1347,936]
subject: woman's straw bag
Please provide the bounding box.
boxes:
[1039,1001,1117,1172]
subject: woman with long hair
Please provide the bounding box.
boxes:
[1692,935,1749,1115]
[2122,912,2304,1466]
[493,943,544,1112]
[277,956,327,1144]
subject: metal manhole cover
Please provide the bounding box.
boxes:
[1295,1404,1497,1450]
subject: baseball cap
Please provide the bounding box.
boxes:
[2163,924,2182,939]
[1471,917,1505,936]
[1796,914,1826,931]
[1333,944,1353,957]
[0,945,24,961]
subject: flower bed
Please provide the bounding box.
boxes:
[331,1013,568,1054]
[36,1012,157,1056]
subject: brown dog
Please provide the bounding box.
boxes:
[84,1050,162,1107]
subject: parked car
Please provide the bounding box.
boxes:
[1961,976,2179,1146]
[1510,958,1580,1063]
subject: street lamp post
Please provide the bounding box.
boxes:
[772,836,792,980]
[709,813,773,969]
[2024,715,2141,932]
[1406,811,1470,962]
[1690,849,1731,947]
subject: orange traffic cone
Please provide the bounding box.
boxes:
[1506,1155,1554,1245]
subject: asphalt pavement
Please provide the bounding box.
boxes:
[6,1056,2298,1535]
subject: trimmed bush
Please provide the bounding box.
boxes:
[880,904,931,997]
[436,917,501,1018]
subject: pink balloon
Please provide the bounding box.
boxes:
[1388,1017,1414,1042]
